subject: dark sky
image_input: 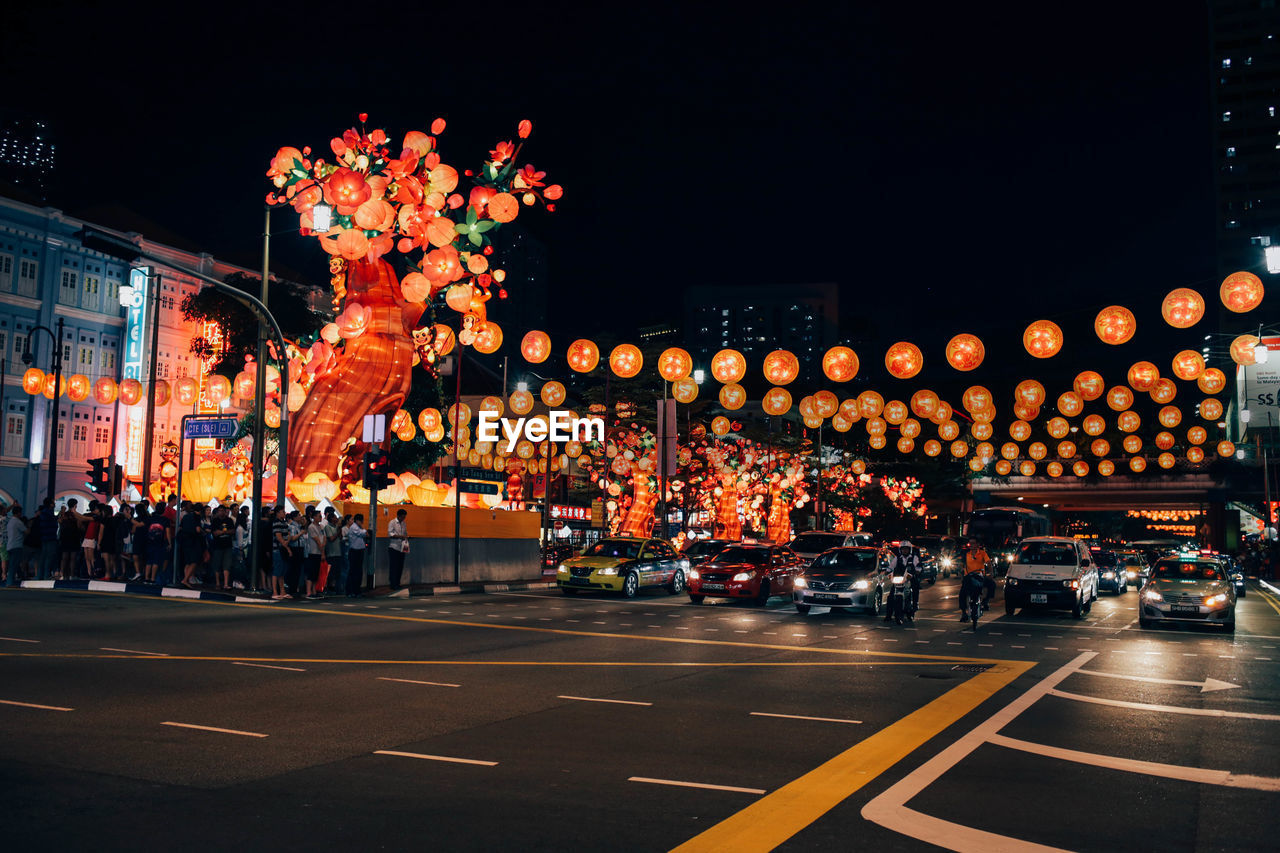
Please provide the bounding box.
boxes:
[2,1,1218,382]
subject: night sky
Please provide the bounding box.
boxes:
[2,2,1218,385]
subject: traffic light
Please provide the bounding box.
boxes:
[108,463,123,497]
[362,449,396,491]
[84,457,108,494]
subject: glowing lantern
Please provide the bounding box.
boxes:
[1072,461,1090,477]
[897,437,915,454]
[521,330,551,363]
[478,396,504,418]
[944,333,985,372]
[865,435,884,450]
[850,460,867,475]
[1117,410,1141,433]
[1073,371,1105,401]
[711,416,731,436]
[972,422,993,440]
[448,402,472,426]
[1170,350,1205,381]
[938,420,960,441]
[1155,431,1175,450]
[1156,452,1175,470]
[540,381,566,407]
[832,414,853,433]
[1029,442,1048,460]
[972,409,995,424]
[1150,379,1177,404]
[822,346,859,382]
[950,440,969,458]
[183,463,232,503]
[1091,438,1110,457]
[884,342,923,379]
[1057,440,1077,459]
[1046,461,1063,478]
[762,387,792,415]
[432,324,456,356]
[93,377,117,406]
[425,423,446,442]
[1001,442,1019,460]
[1009,420,1032,441]
[397,422,417,442]
[932,401,952,424]
[176,377,201,406]
[1094,305,1137,345]
[206,374,232,404]
[910,389,939,419]
[264,406,281,429]
[798,395,817,419]
[710,349,747,384]
[1200,398,1224,421]
[762,350,800,385]
[719,383,746,410]
[285,381,306,413]
[962,385,993,414]
[1020,461,1036,476]
[901,418,922,439]
[1158,406,1182,428]
[1220,271,1264,313]
[1106,386,1134,411]
[150,379,170,406]
[509,390,533,415]
[1056,392,1084,417]
[567,339,600,373]
[1198,369,1227,394]
[866,417,888,437]
[671,378,698,404]
[390,409,412,432]
[1123,435,1143,454]
[1014,379,1046,408]
[445,284,473,314]
[658,348,693,382]
[923,440,942,457]
[1126,362,1159,393]
[609,344,643,379]
[1230,334,1260,366]
[1098,460,1115,477]
[1187,446,1205,464]
[857,390,884,419]
[976,441,995,461]
[968,458,985,472]
[883,400,908,424]
[813,391,839,418]
[1187,426,1207,445]
[473,322,503,354]
[66,374,90,402]
[418,408,442,431]
[119,378,142,406]
[1082,415,1105,436]
[995,460,1012,476]
[1023,320,1064,358]
[1161,288,1205,328]
[22,367,45,395]
[1130,456,1147,473]
[1046,417,1070,439]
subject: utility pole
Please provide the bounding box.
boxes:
[44,317,65,502]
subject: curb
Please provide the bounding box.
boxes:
[14,578,559,602]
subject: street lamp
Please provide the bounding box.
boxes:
[1266,245,1280,275]
[24,317,65,502]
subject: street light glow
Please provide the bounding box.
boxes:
[1254,342,1270,364]
[1266,244,1280,274]
[311,203,333,232]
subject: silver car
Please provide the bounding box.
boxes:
[1139,557,1237,631]
[793,546,885,616]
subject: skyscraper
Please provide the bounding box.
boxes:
[0,118,56,201]
[684,283,838,381]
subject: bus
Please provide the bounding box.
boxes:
[964,507,1052,567]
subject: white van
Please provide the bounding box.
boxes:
[1003,536,1098,619]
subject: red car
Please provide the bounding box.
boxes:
[687,543,804,605]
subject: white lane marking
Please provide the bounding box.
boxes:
[862,652,1095,852]
[1047,689,1280,721]
[988,733,1280,792]
[162,722,267,738]
[1077,669,1239,693]
[374,750,496,766]
[232,662,305,672]
[377,677,460,688]
[558,695,653,706]
[0,699,73,711]
[750,711,862,725]
[0,637,39,643]
[628,776,765,795]
[100,647,169,656]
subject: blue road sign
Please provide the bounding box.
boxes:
[183,418,239,439]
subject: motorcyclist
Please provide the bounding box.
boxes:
[886,541,921,621]
[959,539,996,619]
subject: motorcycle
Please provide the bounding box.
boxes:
[885,571,914,625]
[962,571,987,630]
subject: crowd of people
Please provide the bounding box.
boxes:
[0,497,413,600]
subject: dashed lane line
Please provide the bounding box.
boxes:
[161,721,267,738]
[631,776,765,795]
[232,662,305,672]
[750,711,861,724]
[0,699,73,711]
[558,695,653,706]
[99,647,168,656]
[377,677,460,688]
[0,637,39,643]
[374,750,496,766]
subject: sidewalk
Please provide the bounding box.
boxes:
[15,578,558,603]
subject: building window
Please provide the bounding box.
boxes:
[60,269,77,299]
[1227,146,1237,157]
[95,426,110,451]
[78,346,94,367]
[101,350,115,372]
[17,259,37,295]
[106,279,119,302]
[13,333,26,359]
[83,275,99,295]
[62,343,72,362]
[4,411,24,458]
[57,422,65,442]
[0,254,11,290]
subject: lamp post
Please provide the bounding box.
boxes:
[24,317,65,502]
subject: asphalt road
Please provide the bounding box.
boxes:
[1,575,1278,851]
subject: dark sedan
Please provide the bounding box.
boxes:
[681,538,736,567]
[688,544,804,605]
[1090,548,1127,594]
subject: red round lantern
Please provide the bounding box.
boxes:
[719,383,746,410]
[93,377,117,406]
[1161,288,1205,328]
[671,378,698,404]
[1158,452,1176,470]
[658,348,693,382]
[1046,417,1070,439]
[1082,414,1106,436]
[1117,410,1141,433]
[972,421,993,440]
[1230,334,1260,366]
[1009,420,1032,441]
[1107,385,1135,411]
[884,342,923,379]
[566,339,599,373]
[962,385,993,414]
[1187,426,1207,446]
[1001,442,1020,460]
[938,420,960,441]
[762,349,800,385]
[1123,435,1143,454]
[21,367,44,395]
[1170,350,1205,381]
[119,378,143,406]
[1020,460,1037,476]
[813,390,839,419]
[1220,271,1264,313]
[520,330,550,364]
[609,344,643,378]
[174,377,198,407]
[473,322,503,355]
[1150,378,1177,404]
[1198,368,1227,394]
[1014,379,1046,408]
[1098,460,1115,476]
[1095,305,1137,345]
[821,346,859,382]
[1091,438,1110,457]
[910,389,939,419]
[1073,371,1105,401]
[1130,456,1147,473]
[1057,440,1077,459]
[1046,461,1063,478]
[1187,446,1205,464]
[883,400,908,425]
[153,379,172,407]
[857,390,884,419]
[1200,398,1224,421]
[944,333,984,371]
[1056,391,1083,417]
[66,374,90,402]
[923,440,942,457]
[866,417,888,437]
[540,381,566,407]
[1158,405,1182,428]
[1127,361,1160,393]
[1023,320,1064,358]
[762,387,792,415]
[712,349,747,384]
[1072,460,1090,477]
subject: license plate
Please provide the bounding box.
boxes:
[567,578,590,585]
[812,593,842,602]
[1171,604,1200,614]
[1030,593,1048,603]
[702,583,725,591]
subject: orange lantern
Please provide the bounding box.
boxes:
[1009,420,1032,441]
[1200,398,1224,421]
[712,349,747,383]
[205,374,232,404]
[813,390,839,418]
[1150,378,1177,404]
[1029,442,1048,460]
[884,342,923,379]
[866,417,888,437]
[962,385,993,414]
[923,439,942,457]
[473,322,503,354]
[1057,441,1077,459]
[520,330,551,364]
[968,457,986,473]
[1023,320,1064,358]
[883,400,908,425]
[1220,271,1264,313]
[658,347,693,382]
[1098,459,1115,476]
[719,383,746,410]
[66,374,90,402]
[478,396,504,418]
[869,435,887,450]
[1072,461,1090,477]
[1046,417,1070,439]
[1056,392,1084,417]
[153,379,171,406]
[432,324,456,356]
[762,349,800,385]
[1094,305,1137,345]
[1130,456,1147,473]
[566,339,599,373]
[1161,288,1205,328]
[897,437,915,454]
[1157,452,1176,470]
[1001,442,1020,460]
[21,367,45,395]
[1170,350,1205,381]
[177,377,202,406]
[1091,438,1110,457]
[944,333,984,371]
[1107,385,1135,411]
[795,394,816,419]
[950,440,969,458]
[995,459,1013,476]
[711,416,731,436]
[418,408,442,432]
[932,401,953,424]
[508,390,534,416]
[1230,334,1260,366]
[540,381,566,407]
[1158,405,1182,428]
[910,389,939,419]
[762,387,792,416]
[1126,361,1159,393]
[975,442,995,461]
[1123,435,1143,454]
[609,344,643,379]
[1073,371,1105,401]
[119,378,142,406]
[1187,426,1207,445]
[1118,410,1141,433]
[901,418,922,439]
[93,376,117,406]
[801,413,822,430]
[972,421,993,441]
[832,413,853,433]
[1013,403,1040,422]
[971,409,995,424]
[1155,431,1175,450]
[1082,414,1106,436]
[671,378,698,404]
[1014,379,1046,408]
[1046,461,1063,478]
[264,406,281,429]
[821,346,859,382]
[938,420,960,441]
[390,409,412,432]
[448,402,472,427]
[1020,461,1037,476]
[857,390,884,419]
[1198,368,1227,394]
[1187,446,1205,464]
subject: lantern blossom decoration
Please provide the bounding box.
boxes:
[1219,271,1264,313]
[821,346,859,382]
[1094,305,1137,345]
[884,342,923,379]
[1161,288,1205,328]
[944,333,984,371]
[1023,320,1063,359]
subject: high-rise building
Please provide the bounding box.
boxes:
[1210,2,1280,279]
[0,118,56,202]
[684,283,838,380]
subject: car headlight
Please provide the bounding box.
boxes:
[1005,576,1018,586]
[688,569,700,581]
[1004,552,1014,562]
[1205,593,1228,607]
[1103,571,1115,579]
[941,557,953,568]
[598,566,619,576]
[853,579,869,590]
[1064,579,1079,589]
[557,564,569,574]
[793,576,807,588]
[732,571,754,582]
[1143,589,1163,602]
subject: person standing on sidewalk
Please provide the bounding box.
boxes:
[387,508,409,591]
[5,504,26,587]
[323,508,345,594]
[344,513,367,597]
[304,508,325,599]
[209,505,236,591]
[271,505,292,600]
[37,499,58,581]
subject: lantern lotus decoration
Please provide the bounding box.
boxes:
[1094,305,1136,345]
[821,346,858,382]
[183,462,232,503]
[1161,288,1205,328]
[1219,271,1263,313]
[944,333,984,371]
[1023,320,1063,358]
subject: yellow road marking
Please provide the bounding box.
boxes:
[1256,586,1280,618]
[16,589,1006,665]
[0,653,968,668]
[670,660,1036,853]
